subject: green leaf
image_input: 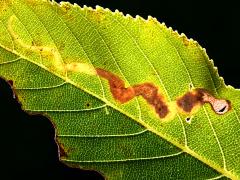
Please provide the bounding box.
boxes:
[0,0,239,179]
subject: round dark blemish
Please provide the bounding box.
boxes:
[86,102,91,107]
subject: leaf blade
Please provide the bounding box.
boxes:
[0,0,240,179]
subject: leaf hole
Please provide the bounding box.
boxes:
[217,105,227,113]
[186,117,191,123]
[211,99,231,115]
[189,83,193,90]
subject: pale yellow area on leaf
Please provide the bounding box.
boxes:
[7,15,97,76]
[64,62,96,75]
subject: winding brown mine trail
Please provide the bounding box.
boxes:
[96,68,231,119]
[6,14,231,120]
[96,68,169,118]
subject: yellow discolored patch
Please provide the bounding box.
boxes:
[25,0,44,6]
[180,33,190,46]
[160,101,177,122]
[60,2,72,13]
[7,15,64,72]
[59,2,75,21]
[64,62,97,75]
[7,15,98,77]
[0,0,12,14]
[86,6,107,23]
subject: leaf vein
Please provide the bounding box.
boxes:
[206,174,225,180]
[15,81,66,90]
[0,57,21,65]
[58,129,148,138]
[25,104,108,112]
[62,151,183,163]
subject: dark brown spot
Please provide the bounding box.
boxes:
[134,83,169,118]
[86,102,91,108]
[177,91,203,112]
[96,68,169,118]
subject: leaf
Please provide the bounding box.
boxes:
[0,0,240,179]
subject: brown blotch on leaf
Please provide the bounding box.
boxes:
[96,68,230,117]
[96,68,135,103]
[96,68,169,118]
[177,88,231,115]
[177,90,203,112]
[134,83,169,118]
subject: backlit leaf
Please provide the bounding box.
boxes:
[0,0,240,179]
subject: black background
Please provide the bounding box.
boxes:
[1,0,239,179]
